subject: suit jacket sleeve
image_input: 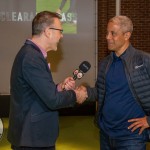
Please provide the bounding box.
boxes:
[22,50,76,110]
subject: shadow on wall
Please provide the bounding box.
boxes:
[47,43,63,72]
[0,95,10,117]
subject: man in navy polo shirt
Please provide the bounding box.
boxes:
[82,16,150,150]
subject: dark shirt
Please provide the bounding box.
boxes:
[100,52,145,137]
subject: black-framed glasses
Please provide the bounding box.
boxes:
[49,27,63,34]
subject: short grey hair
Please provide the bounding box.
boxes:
[32,11,61,35]
[109,16,133,33]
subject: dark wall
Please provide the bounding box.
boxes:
[0,95,10,117]
[121,0,150,53]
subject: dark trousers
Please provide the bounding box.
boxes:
[100,129,148,150]
[11,145,55,150]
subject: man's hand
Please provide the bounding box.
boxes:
[63,77,75,90]
[74,85,88,104]
[128,116,149,135]
[58,77,75,91]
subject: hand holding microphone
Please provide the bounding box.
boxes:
[60,61,91,92]
[62,77,75,90]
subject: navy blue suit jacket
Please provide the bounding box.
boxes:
[7,40,76,147]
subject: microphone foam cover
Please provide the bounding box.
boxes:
[79,61,91,73]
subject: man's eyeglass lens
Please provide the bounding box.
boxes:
[49,28,63,34]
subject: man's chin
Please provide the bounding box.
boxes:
[108,44,115,51]
[53,48,57,51]
[47,48,57,52]
[51,47,58,51]
[108,48,114,51]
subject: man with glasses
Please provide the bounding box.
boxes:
[7,11,87,150]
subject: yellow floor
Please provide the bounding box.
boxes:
[0,116,99,150]
[1,116,150,150]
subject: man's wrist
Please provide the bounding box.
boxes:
[61,83,66,91]
[57,83,65,91]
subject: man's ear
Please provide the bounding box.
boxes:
[44,27,51,38]
[124,32,131,40]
